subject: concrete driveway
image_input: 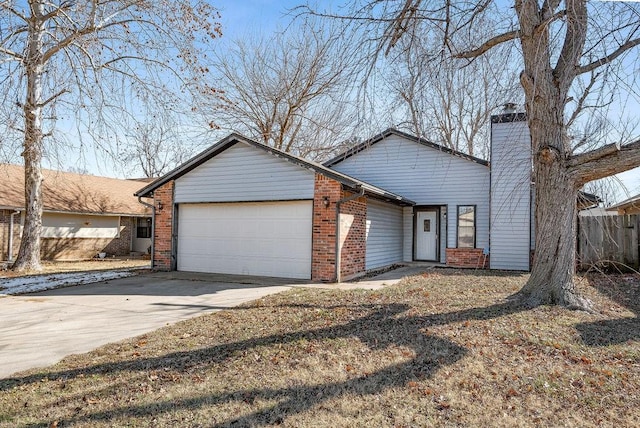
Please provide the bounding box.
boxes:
[0,272,298,379]
[0,265,430,379]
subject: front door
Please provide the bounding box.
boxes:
[415,210,438,261]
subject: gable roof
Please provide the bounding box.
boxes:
[0,164,151,216]
[324,128,489,168]
[606,193,640,214]
[135,133,415,206]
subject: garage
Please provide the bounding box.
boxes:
[134,134,415,281]
[177,201,313,279]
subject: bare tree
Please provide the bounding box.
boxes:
[305,0,640,310]
[123,116,184,179]
[118,106,206,179]
[0,1,221,271]
[205,19,359,161]
[386,31,521,158]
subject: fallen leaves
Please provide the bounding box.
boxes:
[1,270,639,427]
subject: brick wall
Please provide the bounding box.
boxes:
[446,248,489,269]
[40,216,133,260]
[311,175,368,282]
[339,193,367,280]
[312,175,341,281]
[1,210,134,261]
[103,216,133,256]
[153,181,174,270]
[41,238,115,260]
[0,209,21,261]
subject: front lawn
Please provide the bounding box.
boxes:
[0,259,150,279]
[0,270,638,427]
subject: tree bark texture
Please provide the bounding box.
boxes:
[13,2,45,271]
[518,136,592,310]
[513,0,592,310]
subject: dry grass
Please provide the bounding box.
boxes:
[0,269,638,427]
[0,259,150,278]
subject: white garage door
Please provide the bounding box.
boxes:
[177,201,313,279]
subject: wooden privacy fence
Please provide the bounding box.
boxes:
[578,214,639,271]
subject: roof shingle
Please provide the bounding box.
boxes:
[0,164,151,216]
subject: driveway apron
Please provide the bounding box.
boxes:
[0,272,292,379]
[0,265,426,379]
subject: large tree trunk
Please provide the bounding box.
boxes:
[510,0,592,310]
[514,138,592,310]
[512,90,593,310]
[12,4,45,272]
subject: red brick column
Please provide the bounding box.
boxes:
[312,175,368,282]
[446,248,489,269]
[339,194,366,280]
[312,175,341,281]
[153,181,174,270]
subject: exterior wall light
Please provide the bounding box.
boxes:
[156,201,163,211]
[322,196,330,207]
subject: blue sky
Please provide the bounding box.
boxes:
[215,0,310,38]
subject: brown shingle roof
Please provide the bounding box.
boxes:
[0,164,151,216]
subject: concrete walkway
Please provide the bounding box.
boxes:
[0,265,432,379]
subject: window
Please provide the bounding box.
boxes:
[136,217,152,239]
[457,205,475,248]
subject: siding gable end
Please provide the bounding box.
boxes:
[330,135,490,251]
[174,142,315,203]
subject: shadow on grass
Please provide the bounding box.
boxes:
[4,297,525,426]
[576,275,640,346]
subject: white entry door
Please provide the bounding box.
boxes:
[415,210,438,261]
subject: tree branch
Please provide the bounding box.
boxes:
[384,0,421,54]
[454,30,519,58]
[541,0,562,20]
[0,46,23,60]
[553,0,587,91]
[0,2,29,22]
[42,16,152,64]
[40,1,74,22]
[568,139,640,185]
[566,70,600,130]
[38,88,69,107]
[576,37,640,75]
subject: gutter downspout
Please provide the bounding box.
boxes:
[334,186,365,283]
[137,196,156,269]
[8,210,20,262]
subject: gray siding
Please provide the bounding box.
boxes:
[403,207,413,262]
[439,206,447,263]
[489,120,531,270]
[366,199,403,269]
[174,142,315,203]
[331,135,490,254]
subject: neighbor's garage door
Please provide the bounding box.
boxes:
[177,201,313,279]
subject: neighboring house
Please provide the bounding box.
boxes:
[606,194,640,215]
[0,164,153,261]
[136,111,548,281]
